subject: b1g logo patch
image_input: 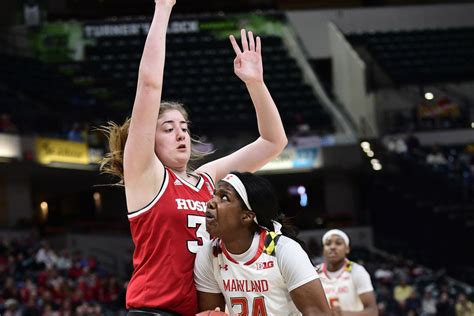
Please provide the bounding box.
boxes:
[256,261,274,270]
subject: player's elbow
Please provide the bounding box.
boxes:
[271,135,288,156]
[138,71,163,91]
[278,135,288,150]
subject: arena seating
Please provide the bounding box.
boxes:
[0,235,127,315]
[347,27,474,85]
[1,233,472,315]
[0,14,335,139]
[368,139,474,285]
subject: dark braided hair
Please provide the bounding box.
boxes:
[229,171,311,259]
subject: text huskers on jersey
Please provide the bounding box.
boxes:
[176,199,207,212]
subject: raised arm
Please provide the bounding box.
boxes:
[198,29,287,181]
[123,0,175,211]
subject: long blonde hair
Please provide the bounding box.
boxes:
[99,101,211,185]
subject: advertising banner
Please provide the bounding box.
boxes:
[36,138,89,165]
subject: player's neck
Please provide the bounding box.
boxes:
[222,231,254,255]
[327,259,346,272]
[171,168,199,182]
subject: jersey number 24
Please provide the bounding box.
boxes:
[231,297,268,316]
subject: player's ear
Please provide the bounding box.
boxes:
[241,210,256,225]
[345,246,350,255]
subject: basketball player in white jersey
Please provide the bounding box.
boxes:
[194,172,331,316]
[317,229,378,316]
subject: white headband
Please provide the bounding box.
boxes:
[221,174,282,234]
[322,229,350,246]
[221,174,252,211]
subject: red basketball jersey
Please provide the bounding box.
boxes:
[126,167,214,315]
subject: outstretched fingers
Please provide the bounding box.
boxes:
[229,35,242,56]
[248,31,255,51]
[241,29,249,51]
[256,36,261,54]
[230,29,261,56]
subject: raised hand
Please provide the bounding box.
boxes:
[229,29,263,84]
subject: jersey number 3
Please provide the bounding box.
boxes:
[187,215,209,253]
[231,297,267,316]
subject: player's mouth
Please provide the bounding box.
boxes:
[177,144,187,150]
[205,210,216,220]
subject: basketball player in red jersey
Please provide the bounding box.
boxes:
[99,0,287,315]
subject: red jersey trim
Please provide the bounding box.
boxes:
[200,172,215,189]
[244,230,266,266]
[220,242,239,264]
[220,230,266,266]
[172,170,204,192]
[322,259,350,279]
[127,168,169,219]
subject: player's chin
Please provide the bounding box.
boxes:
[205,220,219,236]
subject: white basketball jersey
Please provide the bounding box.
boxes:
[195,230,319,316]
[317,260,374,311]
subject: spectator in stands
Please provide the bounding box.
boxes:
[386,137,408,156]
[22,296,41,316]
[2,277,19,301]
[421,291,437,316]
[375,286,399,316]
[35,241,58,269]
[3,298,21,316]
[56,250,72,271]
[426,145,447,167]
[374,264,394,285]
[436,291,456,316]
[317,229,378,315]
[405,291,421,315]
[455,293,474,316]
[0,236,127,315]
[67,122,84,142]
[194,172,330,315]
[393,277,414,311]
[0,113,18,134]
[99,0,287,314]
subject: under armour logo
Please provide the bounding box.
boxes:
[219,264,228,271]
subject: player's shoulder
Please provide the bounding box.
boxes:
[209,238,225,258]
[272,234,298,247]
[347,261,369,275]
[315,263,323,274]
[263,232,301,256]
[197,239,219,258]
